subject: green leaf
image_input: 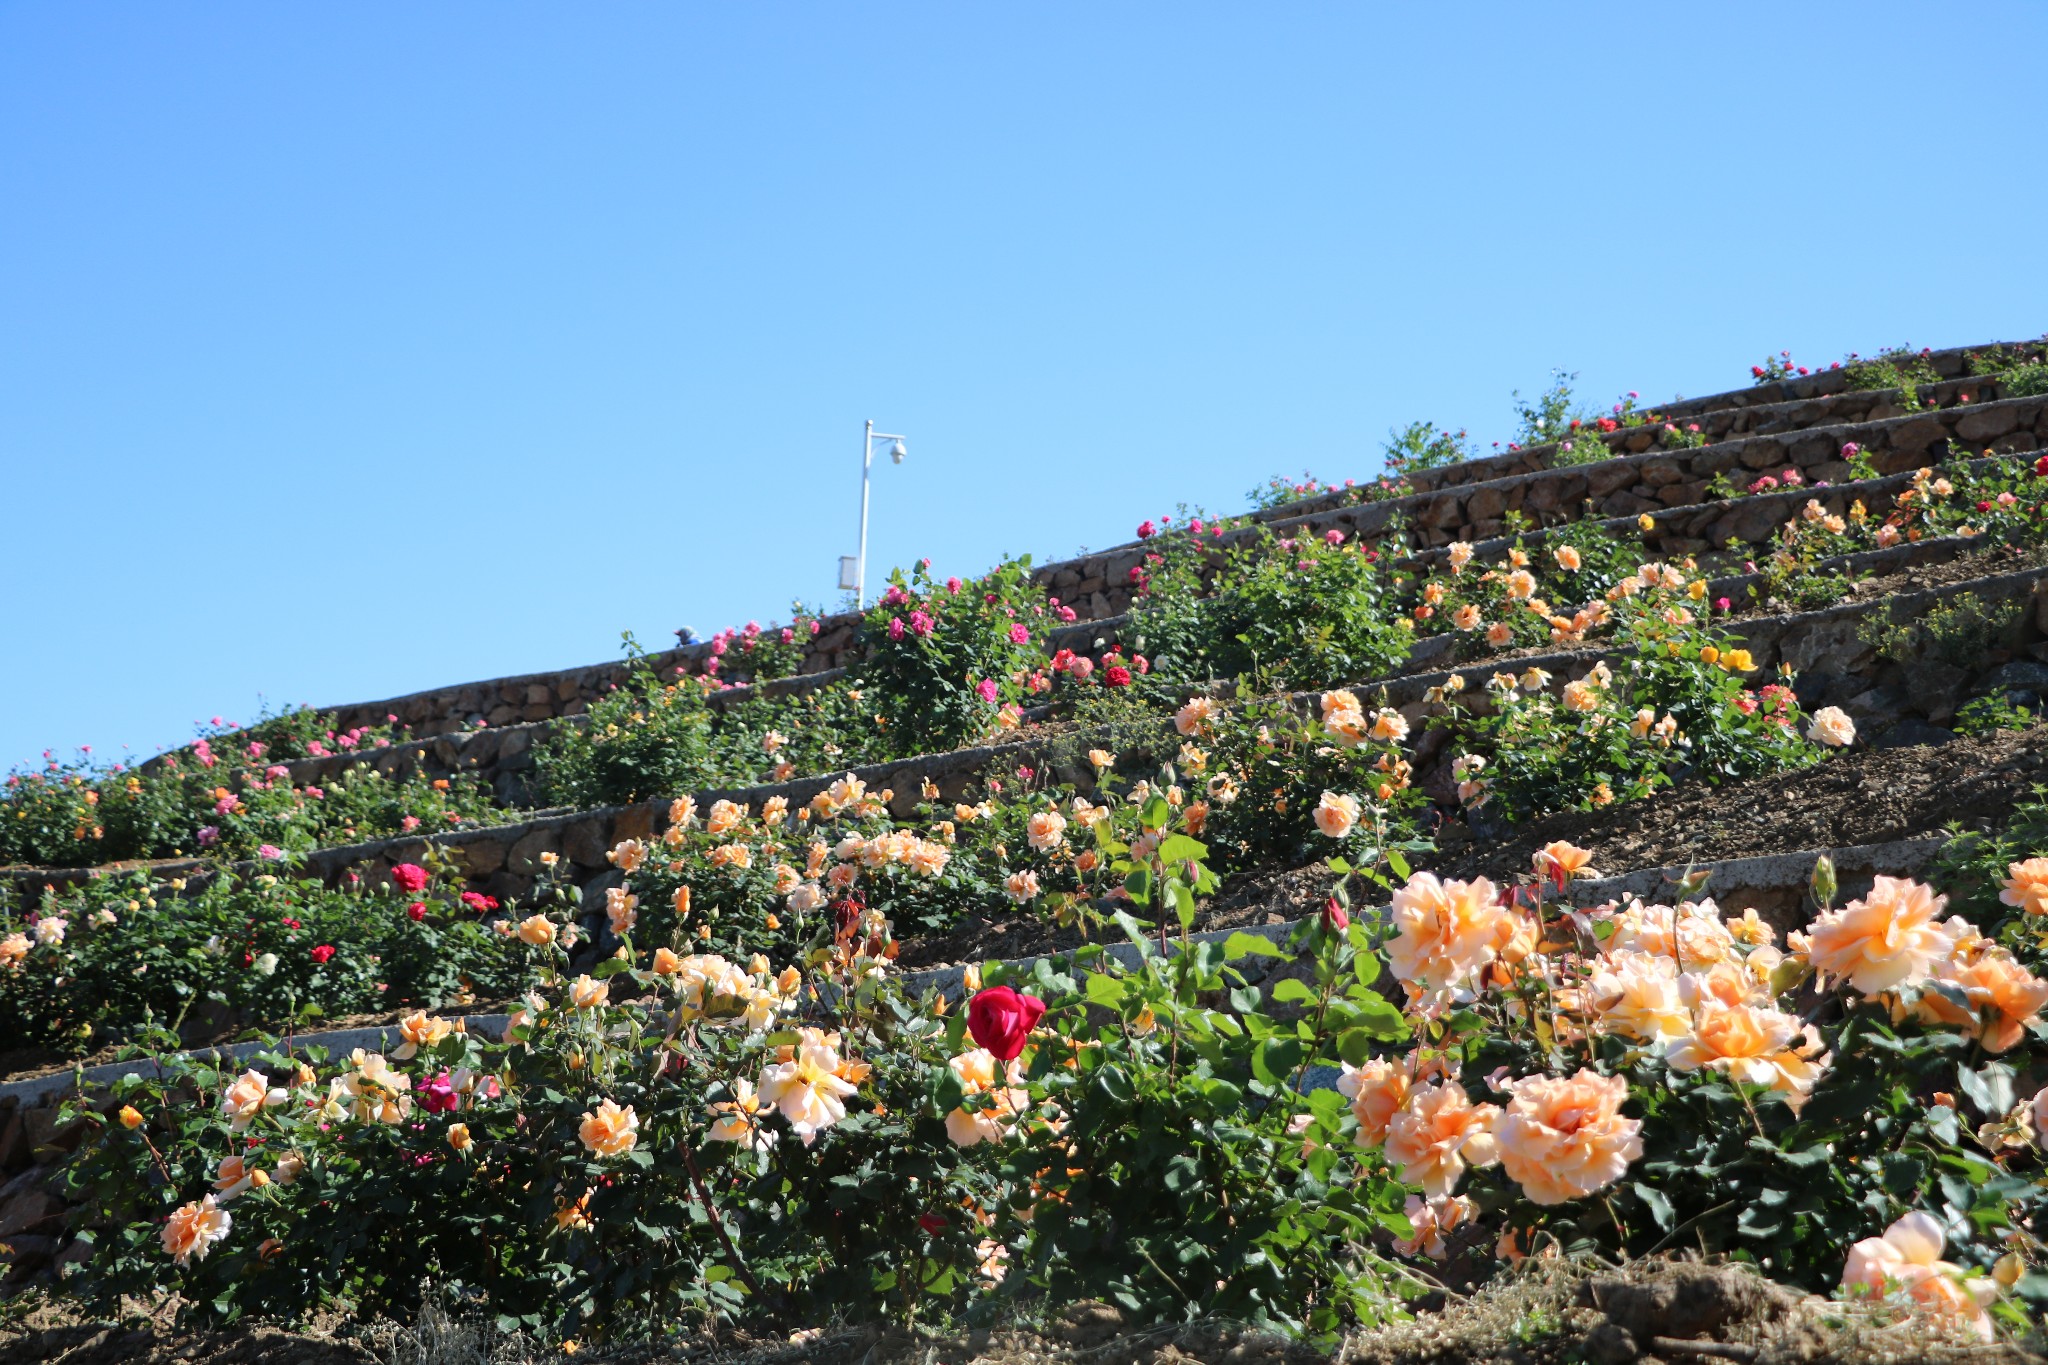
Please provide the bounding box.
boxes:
[1085,973,1126,1007]
[1252,1038,1306,1086]
[1385,848,1410,880]
[1342,991,1407,1040]
[1957,1061,2016,1120]
[1124,867,1154,905]
[1157,834,1208,866]
[1222,931,1287,960]
[1271,979,1319,1006]
[1631,1182,1674,1231]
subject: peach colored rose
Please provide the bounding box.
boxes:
[1804,876,1952,995]
[1584,951,1688,1043]
[1447,542,1474,572]
[0,933,28,969]
[1532,840,1595,886]
[578,1097,639,1157]
[517,915,557,947]
[1174,697,1217,737]
[1393,1193,1478,1261]
[707,1078,776,1152]
[705,799,746,835]
[1027,809,1067,852]
[1561,679,1600,713]
[1314,791,1361,839]
[943,1049,1031,1148]
[1453,604,1483,632]
[1913,947,2048,1054]
[756,1034,860,1145]
[1384,1082,1499,1198]
[569,975,609,1010]
[1493,1069,1642,1205]
[1322,705,1368,746]
[220,1069,288,1130]
[1807,706,1856,747]
[447,1123,472,1152]
[1665,1003,1830,1110]
[394,1009,453,1060]
[607,838,646,873]
[1842,1212,1996,1340]
[161,1194,232,1266]
[1386,872,1506,1006]
[1505,569,1536,600]
[1336,1058,1410,1147]
[212,1153,259,1202]
[1553,545,1582,571]
[2000,858,2048,917]
[1369,708,1409,742]
[605,887,638,936]
[1004,869,1040,903]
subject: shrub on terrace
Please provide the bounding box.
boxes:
[0,862,532,1052]
[0,749,498,870]
[55,823,2048,1345]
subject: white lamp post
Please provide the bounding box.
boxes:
[842,419,908,607]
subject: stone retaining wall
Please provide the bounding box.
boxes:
[298,391,2045,745]
[15,554,2043,916]
[146,471,2017,820]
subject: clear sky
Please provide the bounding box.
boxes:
[6,4,2047,770]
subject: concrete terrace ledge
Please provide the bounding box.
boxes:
[276,351,2039,744]
[9,549,2048,902]
[0,1017,514,1110]
[0,836,1948,1112]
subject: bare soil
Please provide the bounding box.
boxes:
[5,1260,2037,1365]
[1431,722,2048,885]
[899,724,2048,973]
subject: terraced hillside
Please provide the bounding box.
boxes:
[5,340,2048,1360]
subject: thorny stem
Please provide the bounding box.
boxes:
[680,1139,767,1303]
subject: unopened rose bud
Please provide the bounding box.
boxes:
[1810,854,1838,909]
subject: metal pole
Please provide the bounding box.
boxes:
[856,419,873,608]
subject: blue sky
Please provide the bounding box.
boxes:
[5,4,2047,770]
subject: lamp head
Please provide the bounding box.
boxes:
[890,439,907,465]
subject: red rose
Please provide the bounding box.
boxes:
[390,863,429,893]
[407,902,427,922]
[1104,665,1133,688]
[461,892,498,913]
[309,944,336,964]
[1323,897,1349,932]
[917,1213,949,1235]
[966,985,1047,1061]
